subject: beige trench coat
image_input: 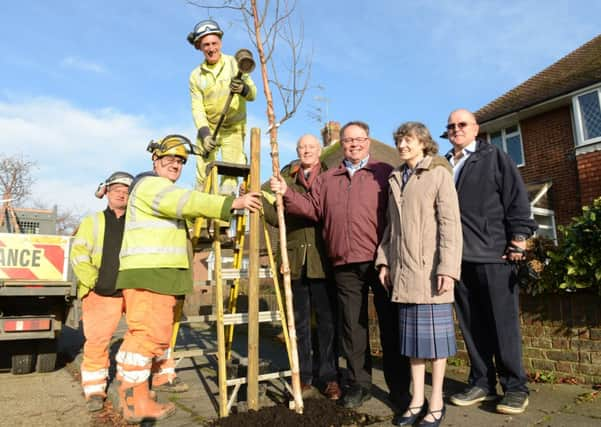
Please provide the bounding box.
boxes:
[375,155,462,304]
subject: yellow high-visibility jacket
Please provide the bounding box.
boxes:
[119,174,234,271]
[71,212,105,299]
[189,54,257,133]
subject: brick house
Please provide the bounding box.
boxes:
[474,34,601,241]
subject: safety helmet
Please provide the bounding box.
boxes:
[95,171,133,199]
[187,19,223,45]
[147,134,190,164]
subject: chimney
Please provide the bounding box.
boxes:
[321,121,340,147]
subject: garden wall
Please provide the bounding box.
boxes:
[368,292,601,384]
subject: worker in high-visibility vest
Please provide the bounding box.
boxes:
[71,171,133,412]
[187,19,256,194]
[114,134,261,423]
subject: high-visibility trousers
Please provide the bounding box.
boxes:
[116,289,176,385]
[195,127,246,195]
[80,291,125,398]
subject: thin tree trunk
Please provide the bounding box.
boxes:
[250,0,303,414]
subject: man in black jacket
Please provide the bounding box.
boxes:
[445,109,537,415]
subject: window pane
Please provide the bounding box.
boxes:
[533,213,556,241]
[578,92,601,141]
[490,131,503,150]
[506,134,524,165]
[506,125,518,134]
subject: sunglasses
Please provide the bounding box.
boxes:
[446,122,473,131]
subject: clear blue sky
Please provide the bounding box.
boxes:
[1,1,600,215]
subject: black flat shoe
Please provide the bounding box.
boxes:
[418,405,446,427]
[392,400,428,426]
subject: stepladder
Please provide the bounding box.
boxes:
[169,159,296,417]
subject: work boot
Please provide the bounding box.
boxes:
[153,376,190,393]
[119,381,175,423]
[85,394,105,412]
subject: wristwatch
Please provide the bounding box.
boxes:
[512,234,528,242]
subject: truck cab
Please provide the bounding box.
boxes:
[0,207,78,374]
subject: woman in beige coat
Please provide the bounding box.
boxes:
[376,122,462,427]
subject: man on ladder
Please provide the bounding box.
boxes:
[187,19,257,195]
[114,135,262,423]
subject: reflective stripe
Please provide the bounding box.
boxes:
[116,350,151,367]
[155,367,175,375]
[155,348,171,361]
[120,246,187,257]
[127,176,152,223]
[117,365,150,384]
[81,368,108,382]
[72,237,92,251]
[71,254,91,266]
[125,219,179,231]
[176,191,191,218]
[151,185,178,216]
[91,213,101,256]
[83,383,106,396]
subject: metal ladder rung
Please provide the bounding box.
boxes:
[221,267,272,280]
[172,348,216,359]
[206,161,251,178]
[226,370,292,386]
[179,310,281,325]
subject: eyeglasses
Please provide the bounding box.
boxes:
[160,155,185,166]
[446,122,473,131]
[341,137,369,144]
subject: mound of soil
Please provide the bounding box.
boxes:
[209,398,381,427]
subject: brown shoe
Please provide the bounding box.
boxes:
[300,382,315,399]
[323,381,342,400]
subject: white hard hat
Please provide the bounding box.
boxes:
[187,19,223,45]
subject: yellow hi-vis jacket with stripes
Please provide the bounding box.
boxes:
[119,174,234,271]
[71,212,105,299]
[189,54,256,133]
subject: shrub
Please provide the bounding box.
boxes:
[552,197,601,294]
[522,197,601,295]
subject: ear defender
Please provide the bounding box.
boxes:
[95,182,107,199]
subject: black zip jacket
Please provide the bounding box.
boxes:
[453,140,537,263]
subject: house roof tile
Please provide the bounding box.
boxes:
[476,34,601,123]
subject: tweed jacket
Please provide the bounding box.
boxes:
[376,155,462,304]
[263,161,330,280]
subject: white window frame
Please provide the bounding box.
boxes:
[531,207,558,244]
[487,124,525,167]
[572,87,601,147]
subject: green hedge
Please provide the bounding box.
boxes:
[522,197,601,295]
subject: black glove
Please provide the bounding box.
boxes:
[196,126,216,156]
[202,134,217,153]
[230,77,249,97]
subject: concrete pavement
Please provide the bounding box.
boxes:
[2,320,599,426]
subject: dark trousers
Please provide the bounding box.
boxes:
[334,262,410,396]
[292,271,338,385]
[454,262,528,394]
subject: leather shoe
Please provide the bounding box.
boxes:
[339,384,371,408]
[392,400,427,426]
[418,405,446,427]
[449,386,497,406]
[322,381,342,400]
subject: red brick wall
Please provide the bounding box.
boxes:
[519,106,582,227]
[577,150,601,206]
[368,292,601,384]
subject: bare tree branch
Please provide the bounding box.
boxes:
[0,154,36,205]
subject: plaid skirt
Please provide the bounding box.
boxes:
[398,303,457,359]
